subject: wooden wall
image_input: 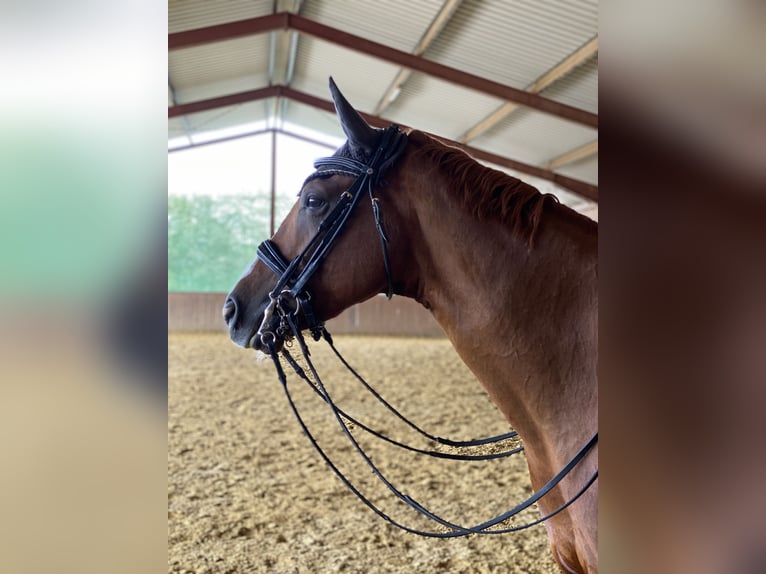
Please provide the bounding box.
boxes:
[168,292,445,337]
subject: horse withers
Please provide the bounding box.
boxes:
[224,78,598,573]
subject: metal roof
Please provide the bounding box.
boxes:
[168,0,274,34]
[541,54,599,114]
[168,0,598,213]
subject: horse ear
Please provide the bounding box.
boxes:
[329,77,378,153]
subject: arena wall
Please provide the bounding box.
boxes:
[168,292,445,337]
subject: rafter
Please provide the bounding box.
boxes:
[168,127,337,154]
[544,140,598,170]
[167,86,597,201]
[169,86,281,117]
[459,36,598,143]
[279,0,303,125]
[168,13,597,128]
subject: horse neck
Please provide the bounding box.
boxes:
[395,160,598,461]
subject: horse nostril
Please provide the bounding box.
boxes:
[222,296,238,326]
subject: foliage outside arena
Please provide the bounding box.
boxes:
[168,192,292,292]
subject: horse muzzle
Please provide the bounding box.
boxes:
[224,281,320,354]
[223,291,283,352]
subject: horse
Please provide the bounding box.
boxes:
[223,78,598,573]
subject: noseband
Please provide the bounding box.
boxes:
[255,124,408,347]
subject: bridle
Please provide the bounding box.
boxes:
[255,124,407,347]
[252,124,598,536]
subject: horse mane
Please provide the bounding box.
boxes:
[408,130,559,246]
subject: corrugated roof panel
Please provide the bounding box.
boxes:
[169,35,271,99]
[167,0,599,202]
[168,0,273,33]
[290,37,402,114]
[281,100,346,142]
[425,0,598,90]
[174,76,271,107]
[301,0,447,53]
[471,107,597,166]
[168,117,189,140]
[385,73,506,140]
[541,55,598,113]
[177,101,271,138]
[554,154,598,185]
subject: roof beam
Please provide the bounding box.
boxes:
[544,140,598,170]
[169,86,281,117]
[283,0,303,85]
[167,86,597,201]
[374,0,463,115]
[168,12,288,50]
[168,128,273,152]
[168,126,338,154]
[288,14,597,128]
[459,36,598,143]
[168,13,597,128]
[280,0,303,124]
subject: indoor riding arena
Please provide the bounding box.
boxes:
[169,1,598,572]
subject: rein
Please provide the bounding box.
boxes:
[254,123,598,536]
[266,320,598,537]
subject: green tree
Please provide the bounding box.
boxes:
[168,192,276,292]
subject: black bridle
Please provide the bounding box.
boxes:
[255,124,407,347]
[253,124,598,536]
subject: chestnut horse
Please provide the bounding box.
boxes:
[224,79,598,573]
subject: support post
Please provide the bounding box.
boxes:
[270,128,278,237]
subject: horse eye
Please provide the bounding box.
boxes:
[305,195,326,210]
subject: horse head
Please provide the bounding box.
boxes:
[223,78,410,351]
